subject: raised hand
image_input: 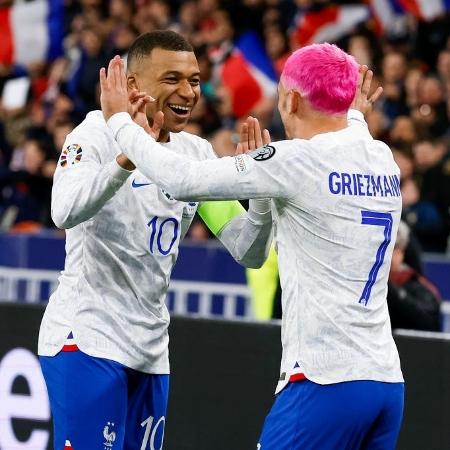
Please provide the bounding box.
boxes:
[236,116,271,155]
[100,55,129,121]
[351,65,383,116]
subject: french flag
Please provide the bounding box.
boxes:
[62,331,79,352]
[221,31,278,118]
[397,0,450,20]
[369,0,406,34]
[0,0,64,67]
[292,5,370,47]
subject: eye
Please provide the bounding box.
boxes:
[190,79,200,86]
[164,77,178,83]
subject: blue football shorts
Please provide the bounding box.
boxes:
[257,379,404,450]
[40,349,169,450]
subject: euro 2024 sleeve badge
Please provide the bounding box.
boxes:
[60,144,82,167]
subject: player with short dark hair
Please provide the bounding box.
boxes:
[38,30,273,450]
[101,43,404,450]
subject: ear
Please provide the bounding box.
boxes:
[127,74,138,91]
[288,90,300,114]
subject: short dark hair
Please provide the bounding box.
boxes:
[127,30,193,71]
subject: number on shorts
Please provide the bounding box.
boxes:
[140,415,165,450]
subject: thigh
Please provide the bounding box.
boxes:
[124,373,169,450]
[40,350,128,450]
[362,383,404,450]
[258,380,386,450]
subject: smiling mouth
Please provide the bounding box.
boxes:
[168,104,190,117]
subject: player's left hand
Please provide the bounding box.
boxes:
[100,55,130,121]
[236,116,271,155]
[351,65,383,116]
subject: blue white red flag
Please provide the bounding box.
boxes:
[0,0,64,66]
[292,5,370,47]
[221,31,278,118]
[397,0,450,21]
[369,0,406,34]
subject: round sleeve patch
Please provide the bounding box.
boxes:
[60,144,82,167]
[249,144,276,161]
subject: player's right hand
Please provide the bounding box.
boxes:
[236,116,271,155]
[351,65,383,116]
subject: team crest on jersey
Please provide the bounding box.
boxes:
[249,144,276,161]
[60,144,82,167]
[103,422,116,449]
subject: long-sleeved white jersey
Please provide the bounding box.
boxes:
[108,109,404,392]
[38,111,272,374]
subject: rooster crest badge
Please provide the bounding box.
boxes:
[103,422,116,449]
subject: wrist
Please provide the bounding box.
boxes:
[116,154,135,171]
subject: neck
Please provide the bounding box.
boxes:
[157,129,170,143]
[287,114,348,140]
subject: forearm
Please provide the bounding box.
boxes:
[51,159,131,229]
[217,199,272,268]
[108,113,279,201]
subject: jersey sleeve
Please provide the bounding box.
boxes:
[347,109,368,128]
[51,130,132,229]
[198,200,272,268]
[108,113,298,202]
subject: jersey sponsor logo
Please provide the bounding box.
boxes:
[64,440,73,450]
[249,144,276,161]
[103,422,116,449]
[60,144,82,167]
[132,179,152,188]
[234,155,247,173]
[328,172,401,197]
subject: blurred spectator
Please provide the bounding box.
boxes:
[401,176,444,252]
[387,221,441,331]
[381,51,409,121]
[412,76,449,137]
[389,115,418,148]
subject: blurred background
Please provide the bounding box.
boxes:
[1,1,450,449]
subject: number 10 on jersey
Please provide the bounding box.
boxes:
[359,210,393,306]
[148,216,179,255]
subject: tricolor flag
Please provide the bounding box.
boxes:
[0,0,64,66]
[292,5,370,47]
[369,0,407,34]
[221,31,278,118]
[396,0,450,21]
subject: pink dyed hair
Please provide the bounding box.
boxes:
[280,43,359,115]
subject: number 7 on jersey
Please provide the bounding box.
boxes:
[359,210,393,306]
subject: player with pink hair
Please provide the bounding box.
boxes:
[280,43,359,115]
[101,43,404,450]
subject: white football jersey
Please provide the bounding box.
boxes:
[109,109,404,390]
[38,111,272,374]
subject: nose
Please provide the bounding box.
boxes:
[178,80,196,100]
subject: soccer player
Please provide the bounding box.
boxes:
[101,43,405,449]
[38,31,274,450]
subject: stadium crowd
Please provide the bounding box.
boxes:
[0,0,450,256]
